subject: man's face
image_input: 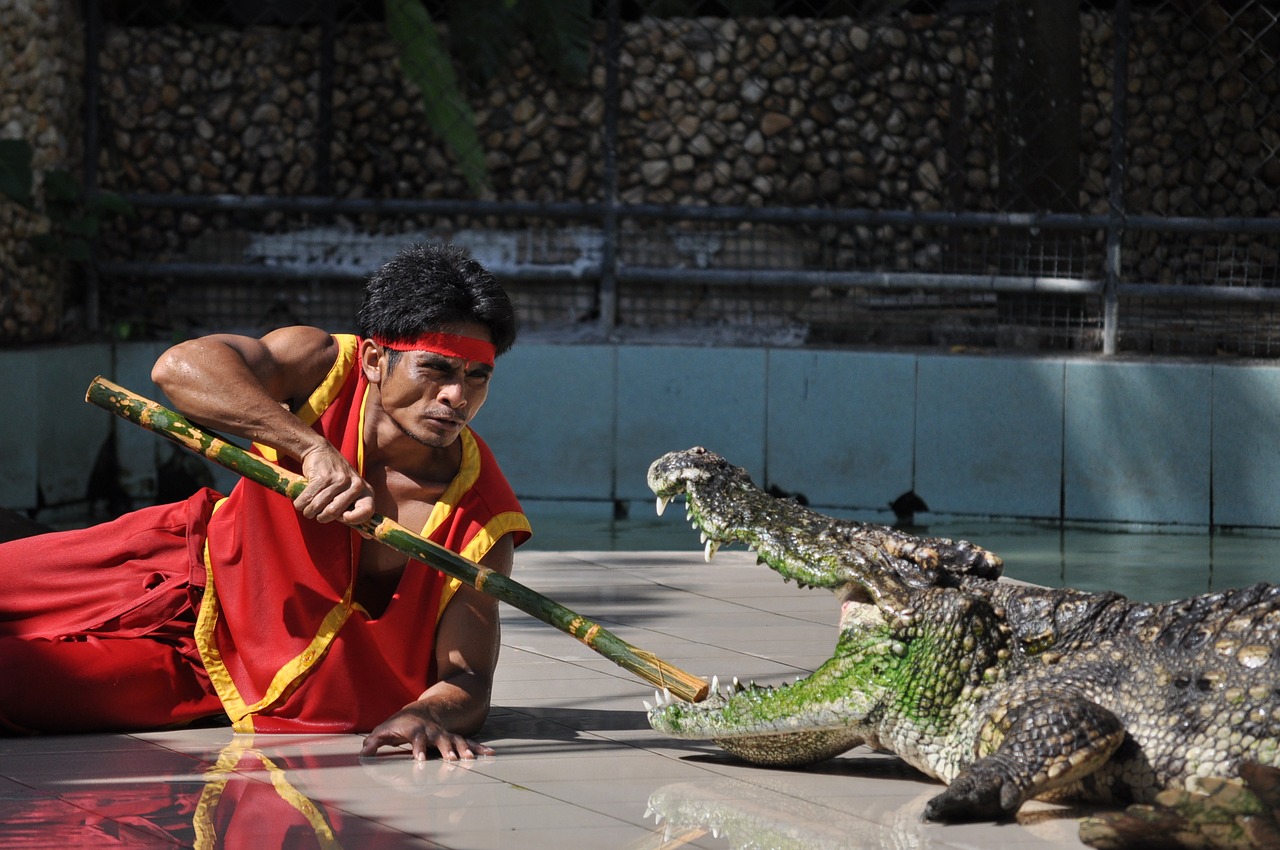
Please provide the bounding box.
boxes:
[367,322,494,449]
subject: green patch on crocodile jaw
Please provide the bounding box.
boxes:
[643,610,989,769]
[646,664,888,767]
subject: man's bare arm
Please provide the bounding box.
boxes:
[152,327,374,524]
[359,534,515,760]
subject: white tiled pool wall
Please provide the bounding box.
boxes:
[4,342,1277,530]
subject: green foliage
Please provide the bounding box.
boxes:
[0,138,133,263]
[383,0,591,195]
[385,0,488,192]
[452,0,592,84]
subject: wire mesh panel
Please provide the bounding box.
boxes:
[1113,1,1280,356]
[79,0,1280,357]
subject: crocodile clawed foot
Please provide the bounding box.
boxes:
[922,769,1022,823]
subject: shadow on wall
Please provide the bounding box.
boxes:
[0,508,51,542]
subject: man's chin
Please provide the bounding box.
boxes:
[413,430,460,449]
[396,418,465,449]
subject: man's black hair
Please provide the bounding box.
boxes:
[357,243,518,357]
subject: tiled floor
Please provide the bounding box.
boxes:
[1,550,1099,849]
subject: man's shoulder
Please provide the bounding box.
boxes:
[262,324,344,353]
[293,333,363,424]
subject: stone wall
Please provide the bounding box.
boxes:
[0,0,84,345]
[91,10,1278,272]
[3,8,1278,342]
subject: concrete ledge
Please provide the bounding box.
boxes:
[5,342,1277,530]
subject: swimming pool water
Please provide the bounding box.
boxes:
[522,513,1277,604]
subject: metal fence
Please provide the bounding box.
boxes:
[86,0,1280,357]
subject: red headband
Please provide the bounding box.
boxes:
[372,332,496,366]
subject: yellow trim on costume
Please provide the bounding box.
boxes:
[423,429,482,537]
[255,334,361,462]
[357,382,368,475]
[459,511,532,563]
[298,334,360,424]
[195,497,253,731]
[197,510,358,732]
[437,579,464,617]
[436,510,533,618]
[249,595,355,719]
[425,429,479,616]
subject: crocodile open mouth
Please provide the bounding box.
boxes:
[645,446,883,752]
[644,446,1002,721]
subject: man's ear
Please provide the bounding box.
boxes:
[359,339,384,384]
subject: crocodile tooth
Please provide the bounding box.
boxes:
[643,700,653,712]
[699,531,708,544]
[704,539,720,562]
[654,689,663,706]
[711,675,720,693]
[655,495,670,517]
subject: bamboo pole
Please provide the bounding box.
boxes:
[86,376,708,703]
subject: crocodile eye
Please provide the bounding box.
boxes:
[1180,629,1209,650]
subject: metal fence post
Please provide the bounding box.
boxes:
[1102,0,1132,356]
[82,0,103,333]
[317,0,336,196]
[598,0,621,334]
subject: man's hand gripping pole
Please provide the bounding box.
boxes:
[85,376,709,703]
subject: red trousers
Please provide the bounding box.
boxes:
[0,496,224,734]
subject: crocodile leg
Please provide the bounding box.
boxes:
[923,694,1127,822]
[1078,762,1280,850]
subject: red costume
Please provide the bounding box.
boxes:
[0,334,530,735]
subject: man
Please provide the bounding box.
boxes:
[0,243,531,761]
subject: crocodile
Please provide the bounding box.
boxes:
[644,446,1280,833]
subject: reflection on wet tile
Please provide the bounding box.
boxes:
[642,776,898,849]
[0,735,448,848]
